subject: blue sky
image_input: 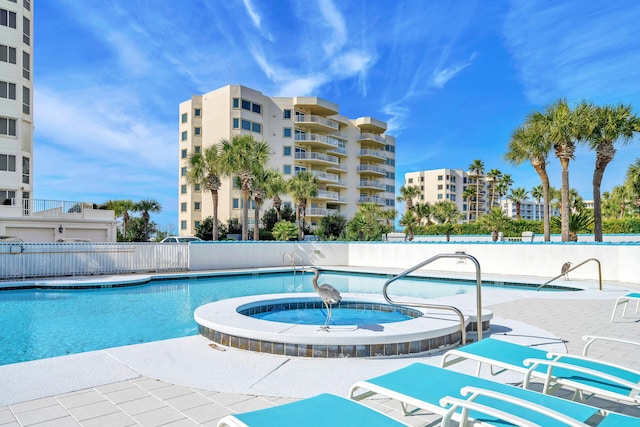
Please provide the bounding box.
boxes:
[33,0,640,231]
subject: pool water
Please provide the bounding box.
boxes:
[0,270,534,365]
[251,307,412,325]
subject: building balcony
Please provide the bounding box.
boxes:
[354,116,387,133]
[358,180,385,190]
[294,114,339,132]
[357,164,387,177]
[328,131,349,140]
[293,97,339,116]
[358,148,386,162]
[315,190,346,202]
[327,179,348,188]
[327,146,347,157]
[307,207,340,217]
[357,196,386,205]
[358,132,387,149]
[295,133,341,150]
[294,151,339,166]
[2,198,112,220]
[311,170,339,183]
[326,163,347,173]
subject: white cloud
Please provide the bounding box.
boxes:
[431,53,476,88]
[243,0,262,30]
[318,0,347,56]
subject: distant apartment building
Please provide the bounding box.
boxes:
[500,199,559,220]
[178,85,396,235]
[404,168,494,223]
[0,0,32,208]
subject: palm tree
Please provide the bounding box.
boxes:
[102,199,135,238]
[551,211,594,242]
[626,158,640,212]
[468,159,485,220]
[568,188,585,214]
[251,169,280,241]
[134,199,162,241]
[186,145,224,240]
[486,168,502,207]
[263,170,287,222]
[379,209,397,240]
[583,104,639,241]
[478,207,512,241]
[413,202,432,226]
[396,185,421,212]
[462,187,476,223]
[399,210,418,241]
[431,200,461,242]
[508,187,529,219]
[505,117,552,241]
[531,185,544,221]
[220,135,271,240]
[537,99,589,242]
[287,170,318,240]
[498,173,513,205]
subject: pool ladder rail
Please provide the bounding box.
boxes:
[283,251,305,276]
[536,258,602,291]
[382,252,483,345]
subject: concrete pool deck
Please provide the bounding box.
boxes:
[1,270,639,426]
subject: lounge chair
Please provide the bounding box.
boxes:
[349,363,601,426]
[439,386,640,427]
[611,293,640,321]
[440,337,640,406]
[217,393,409,427]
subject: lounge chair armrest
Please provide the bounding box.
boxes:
[545,352,640,378]
[457,386,591,427]
[217,416,249,427]
[523,358,640,393]
[582,335,640,357]
[439,396,544,427]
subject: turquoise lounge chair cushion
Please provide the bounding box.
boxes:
[229,393,406,427]
[364,363,599,427]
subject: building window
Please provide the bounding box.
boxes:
[194,146,201,153]
[408,178,413,183]
[181,131,187,141]
[420,176,424,182]
[283,146,291,156]
[194,221,200,229]
[0,81,16,100]
[181,185,187,194]
[181,167,187,176]
[420,186,424,190]
[194,202,201,210]
[451,195,456,201]
[233,198,239,209]
[22,156,29,183]
[0,118,17,136]
[22,51,29,79]
[252,103,261,114]
[22,16,29,45]
[241,119,251,131]
[22,86,29,114]
[283,164,291,175]
[0,45,16,64]
[194,184,201,191]
[194,108,201,117]
[283,109,292,119]
[1,190,16,205]
[0,154,16,171]
[232,118,239,129]
[251,122,261,133]
[180,220,187,230]
[283,127,291,138]
[437,175,443,181]
[420,195,424,200]
[181,149,187,159]
[232,98,239,109]
[241,99,251,110]
[23,0,30,11]
[438,194,443,199]
[181,202,187,212]
[0,9,17,28]
[437,184,443,190]
[181,113,187,123]
[194,127,201,135]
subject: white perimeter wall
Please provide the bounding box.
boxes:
[189,241,640,285]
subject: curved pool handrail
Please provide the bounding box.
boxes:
[382,252,483,344]
[536,258,602,291]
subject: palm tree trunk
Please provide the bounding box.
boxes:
[253,202,261,241]
[532,163,551,242]
[475,179,480,220]
[560,159,570,242]
[211,191,219,241]
[592,163,607,242]
[242,189,249,240]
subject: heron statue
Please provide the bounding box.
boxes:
[309,267,342,331]
[561,262,572,280]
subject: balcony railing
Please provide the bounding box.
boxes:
[359,180,385,190]
[358,196,386,205]
[358,133,386,144]
[294,151,339,164]
[316,190,341,201]
[294,114,339,130]
[357,164,387,175]
[294,133,341,148]
[311,170,339,182]
[307,208,340,216]
[359,148,385,159]
[5,198,99,217]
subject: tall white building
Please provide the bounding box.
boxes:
[404,168,494,222]
[178,85,396,235]
[0,0,32,207]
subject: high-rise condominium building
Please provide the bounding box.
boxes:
[0,0,32,207]
[404,169,493,222]
[178,85,396,235]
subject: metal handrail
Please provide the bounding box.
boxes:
[282,252,304,275]
[536,258,602,291]
[382,252,483,344]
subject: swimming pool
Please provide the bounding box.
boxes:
[0,270,561,365]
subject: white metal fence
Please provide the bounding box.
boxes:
[0,243,190,280]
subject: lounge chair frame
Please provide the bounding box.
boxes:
[610,293,640,321]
